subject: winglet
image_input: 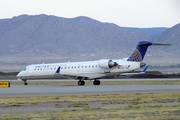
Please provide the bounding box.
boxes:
[56,67,60,73]
[141,66,148,73]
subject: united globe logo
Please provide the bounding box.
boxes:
[127,49,142,62]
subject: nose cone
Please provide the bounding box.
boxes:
[16,72,22,78]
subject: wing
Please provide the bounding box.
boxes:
[120,66,148,76]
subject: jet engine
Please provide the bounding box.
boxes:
[98,59,118,68]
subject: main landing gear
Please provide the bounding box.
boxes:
[22,79,28,85]
[77,79,101,86]
[78,80,85,86]
[93,79,100,85]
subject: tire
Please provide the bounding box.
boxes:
[93,80,100,85]
[78,81,85,86]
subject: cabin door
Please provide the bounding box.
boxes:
[28,67,33,77]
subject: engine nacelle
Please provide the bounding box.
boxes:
[98,59,118,68]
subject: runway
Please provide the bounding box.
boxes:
[2,78,180,82]
[1,84,180,97]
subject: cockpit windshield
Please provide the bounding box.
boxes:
[22,68,26,71]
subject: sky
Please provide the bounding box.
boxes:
[0,0,180,28]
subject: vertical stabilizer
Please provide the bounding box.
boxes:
[127,41,153,62]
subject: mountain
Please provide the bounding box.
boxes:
[0,14,179,72]
[0,15,151,59]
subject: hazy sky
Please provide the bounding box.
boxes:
[0,0,180,28]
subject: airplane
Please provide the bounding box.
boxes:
[16,41,170,86]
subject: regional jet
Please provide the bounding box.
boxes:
[17,41,169,86]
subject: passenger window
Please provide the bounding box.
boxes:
[81,66,83,68]
[72,67,73,69]
[75,66,76,68]
[68,67,70,69]
[92,65,94,68]
[34,69,36,71]
[89,66,91,68]
[65,67,66,69]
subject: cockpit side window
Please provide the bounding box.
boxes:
[23,68,26,71]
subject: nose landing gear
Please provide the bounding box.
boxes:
[22,79,28,85]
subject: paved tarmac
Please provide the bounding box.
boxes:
[1,84,180,97]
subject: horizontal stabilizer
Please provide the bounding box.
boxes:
[153,43,171,46]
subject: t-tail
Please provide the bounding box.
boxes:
[127,41,170,62]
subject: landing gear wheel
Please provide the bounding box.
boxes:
[93,80,100,85]
[22,80,28,85]
[24,82,28,85]
[78,80,85,86]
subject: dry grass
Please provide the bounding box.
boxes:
[0,92,180,105]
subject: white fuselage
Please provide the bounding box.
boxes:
[17,59,141,80]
